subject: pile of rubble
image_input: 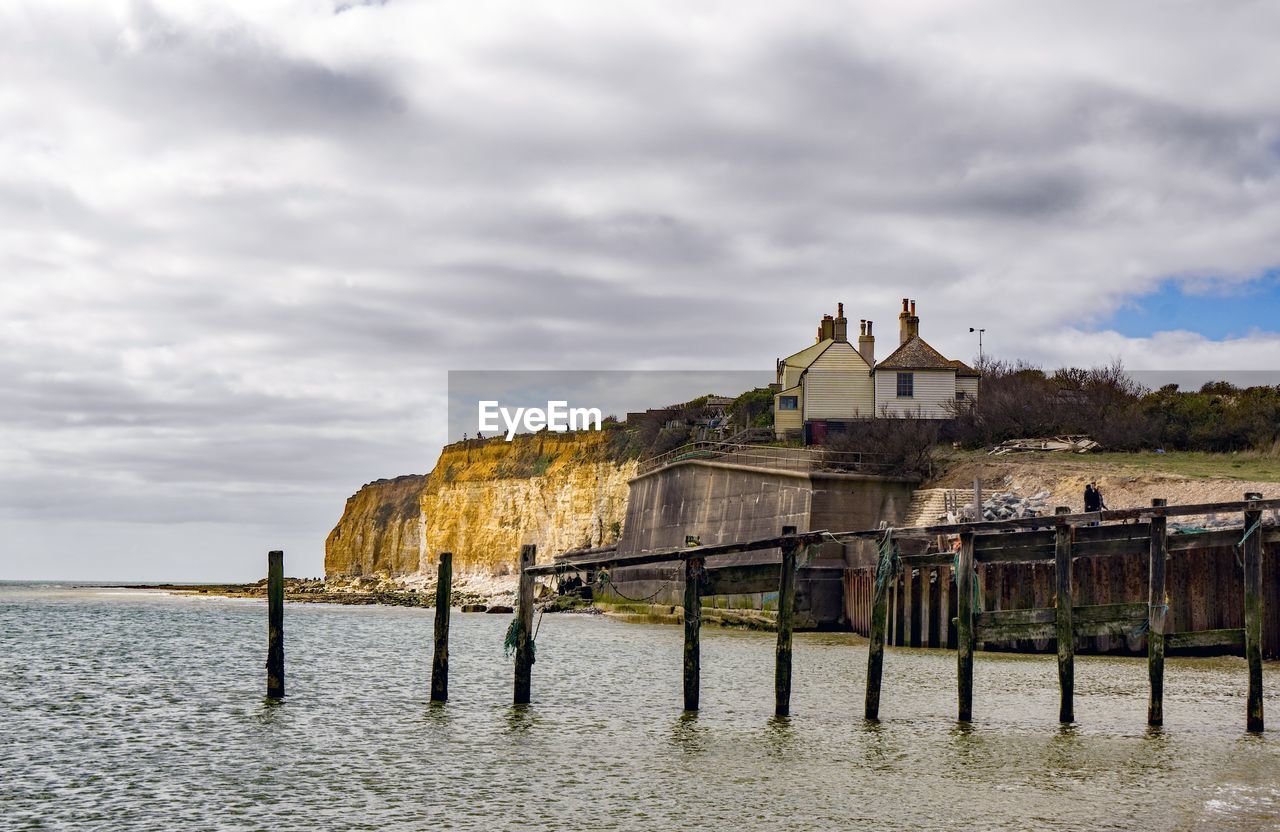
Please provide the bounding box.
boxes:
[962,489,1053,522]
[989,435,1099,455]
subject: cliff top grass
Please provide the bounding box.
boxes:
[432,429,628,484]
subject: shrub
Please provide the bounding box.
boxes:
[823,416,940,478]
[945,358,1280,454]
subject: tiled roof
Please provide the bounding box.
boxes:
[948,358,981,378]
[875,336,957,371]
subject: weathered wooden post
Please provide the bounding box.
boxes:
[864,531,894,720]
[430,552,452,703]
[683,554,703,711]
[1148,498,1168,726]
[956,530,975,722]
[266,549,284,699]
[775,526,799,717]
[1054,507,1074,723]
[1243,493,1265,732]
[513,544,536,705]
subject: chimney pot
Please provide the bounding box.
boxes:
[910,299,916,315]
[902,298,909,312]
[819,312,836,341]
[857,319,876,365]
[832,305,848,342]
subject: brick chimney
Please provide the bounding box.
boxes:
[858,319,875,365]
[819,313,835,341]
[832,302,848,342]
[898,298,920,345]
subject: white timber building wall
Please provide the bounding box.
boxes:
[874,368,958,419]
[802,343,875,420]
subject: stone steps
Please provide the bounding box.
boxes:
[904,487,954,528]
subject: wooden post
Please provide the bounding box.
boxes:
[1244,492,1265,732]
[513,544,536,705]
[775,526,798,717]
[1148,498,1168,726]
[266,549,284,699]
[1054,507,1074,723]
[973,477,983,522]
[864,531,894,720]
[683,555,703,711]
[893,570,906,646]
[907,566,920,647]
[430,552,452,703]
[956,530,975,722]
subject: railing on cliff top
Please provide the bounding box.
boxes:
[635,439,890,476]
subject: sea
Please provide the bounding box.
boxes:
[1,582,1277,830]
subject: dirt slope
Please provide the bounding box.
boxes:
[931,451,1279,519]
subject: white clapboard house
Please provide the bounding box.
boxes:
[773,299,979,441]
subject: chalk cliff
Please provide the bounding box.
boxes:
[324,474,428,576]
[325,431,635,578]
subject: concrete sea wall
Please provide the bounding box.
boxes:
[603,459,917,627]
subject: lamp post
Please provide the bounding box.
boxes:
[969,327,985,366]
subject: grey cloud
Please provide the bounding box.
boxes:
[3,1,1280,579]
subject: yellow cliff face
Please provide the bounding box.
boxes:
[324,431,635,578]
[423,431,635,573]
[324,474,429,577]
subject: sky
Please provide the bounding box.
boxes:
[3,0,1280,581]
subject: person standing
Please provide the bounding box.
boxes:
[1084,481,1107,513]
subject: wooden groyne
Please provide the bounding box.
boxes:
[524,493,1276,730]
[845,504,1280,661]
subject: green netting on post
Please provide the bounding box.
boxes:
[875,529,900,592]
[503,617,535,663]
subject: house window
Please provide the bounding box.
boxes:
[896,373,914,398]
[779,396,799,410]
[956,390,967,400]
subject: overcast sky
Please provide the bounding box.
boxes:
[3,1,1279,581]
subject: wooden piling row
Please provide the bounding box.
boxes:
[266,549,284,699]
[1148,499,1167,726]
[775,526,798,717]
[683,555,704,711]
[864,533,893,720]
[431,552,452,703]
[258,491,1272,729]
[1244,493,1265,732]
[1054,507,1074,723]
[514,544,536,705]
[956,531,975,722]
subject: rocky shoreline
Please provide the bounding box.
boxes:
[126,579,781,629]
[129,576,511,610]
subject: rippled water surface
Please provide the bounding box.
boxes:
[2,584,1278,830]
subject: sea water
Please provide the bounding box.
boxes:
[1,583,1277,830]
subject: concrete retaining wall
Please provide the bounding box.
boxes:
[607,459,917,628]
